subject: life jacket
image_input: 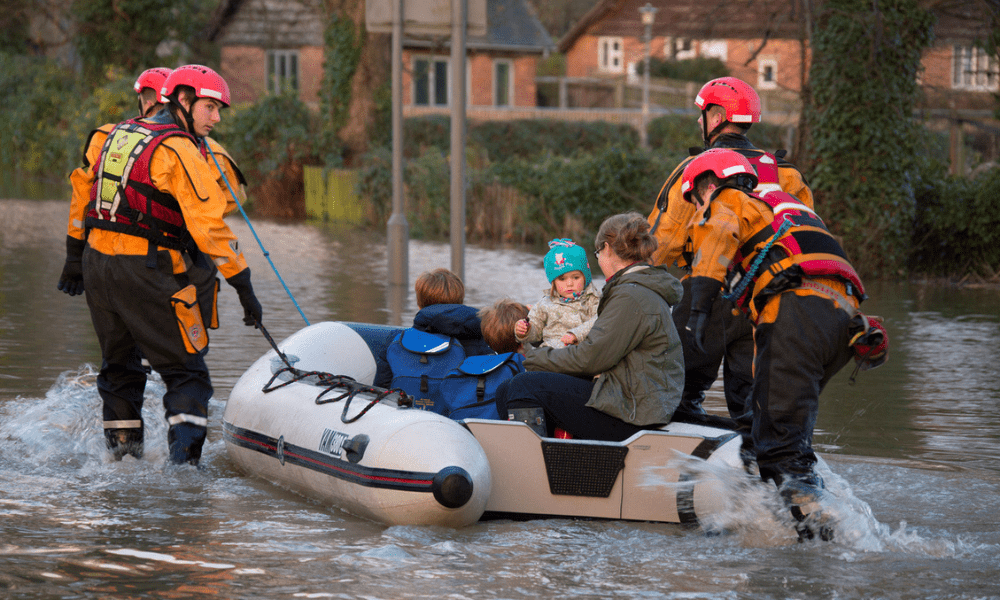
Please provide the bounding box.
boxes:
[724,190,866,317]
[86,119,198,251]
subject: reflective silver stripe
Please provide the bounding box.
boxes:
[771,201,818,217]
[104,420,142,429]
[167,414,208,427]
[213,257,228,267]
[72,218,84,229]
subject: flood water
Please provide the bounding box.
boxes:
[2,198,998,599]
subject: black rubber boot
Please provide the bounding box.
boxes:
[105,428,144,460]
[777,474,834,542]
[167,423,207,466]
[507,407,547,437]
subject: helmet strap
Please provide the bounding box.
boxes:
[706,120,731,146]
[167,95,197,136]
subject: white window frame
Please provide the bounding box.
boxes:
[699,39,728,63]
[493,59,514,106]
[669,37,696,60]
[267,49,299,95]
[412,55,450,106]
[598,37,624,73]
[758,59,778,90]
[953,44,999,91]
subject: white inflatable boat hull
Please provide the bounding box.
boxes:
[223,321,745,527]
[223,322,491,527]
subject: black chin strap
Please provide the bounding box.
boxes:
[702,108,732,147]
[167,96,196,135]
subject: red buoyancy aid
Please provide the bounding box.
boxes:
[732,148,781,191]
[86,119,198,251]
[725,190,866,316]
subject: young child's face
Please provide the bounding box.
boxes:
[553,271,586,299]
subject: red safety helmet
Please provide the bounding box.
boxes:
[161,64,230,107]
[695,77,762,124]
[134,67,172,94]
[680,148,758,203]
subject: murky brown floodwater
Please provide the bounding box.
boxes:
[2,199,998,599]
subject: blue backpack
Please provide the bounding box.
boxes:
[439,352,525,420]
[387,328,466,414]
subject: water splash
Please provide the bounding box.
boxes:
[0,365,170,469]
[642,452,973,557]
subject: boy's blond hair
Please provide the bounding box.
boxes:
[478,298,529,353]
[415,268,465,309]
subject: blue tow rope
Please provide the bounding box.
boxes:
[722,217,794,303]
[205,142,311,326]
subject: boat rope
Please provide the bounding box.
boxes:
[205,141,310,326]
[256,323,413,422]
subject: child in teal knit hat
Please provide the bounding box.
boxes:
[514,239,601,349]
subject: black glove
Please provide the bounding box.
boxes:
[226,268,262,328]
[57,236,87,296]
[685,309,710,355]
[685,276,723,355]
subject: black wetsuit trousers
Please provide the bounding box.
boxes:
[671,277,755,420]
[751,292,854,485]
[495,372,643,442]
[83,247,213,464]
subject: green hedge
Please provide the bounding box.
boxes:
[911,166,1000,278]
[401,116,639,161]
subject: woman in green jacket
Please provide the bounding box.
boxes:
[496,212,685,441]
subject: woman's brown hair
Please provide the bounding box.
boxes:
[594,212,658,264]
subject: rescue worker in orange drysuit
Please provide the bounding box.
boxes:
[646,77,813,426]
[61,67,248,323]
[680,148,888,526]
[60,64,262,465]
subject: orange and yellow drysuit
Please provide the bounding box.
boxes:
[686,186,868,487]
[73,112,258,465]
[645,133,814,422]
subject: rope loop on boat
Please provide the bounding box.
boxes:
[255,322,414,422]
[262,366,413,423]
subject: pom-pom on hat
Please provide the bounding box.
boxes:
[543,239,592,287]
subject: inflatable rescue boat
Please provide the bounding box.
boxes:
[222,322,745,528]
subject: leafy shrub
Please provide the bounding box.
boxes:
[640,57,729,82]
[490,146,669,242]
[911,165,1000,278]
[0,53,79,177]
[399,117,639,162]
[471,119,638,161]
[213,94,321,217]
[215,94,319,180]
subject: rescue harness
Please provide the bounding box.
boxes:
[723,189,866,318]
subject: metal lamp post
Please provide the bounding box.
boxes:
[639,2,657,149]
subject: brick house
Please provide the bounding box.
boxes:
[207,0,555,109]
[558,0,997,114]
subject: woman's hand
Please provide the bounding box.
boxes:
[514,319,530,337]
